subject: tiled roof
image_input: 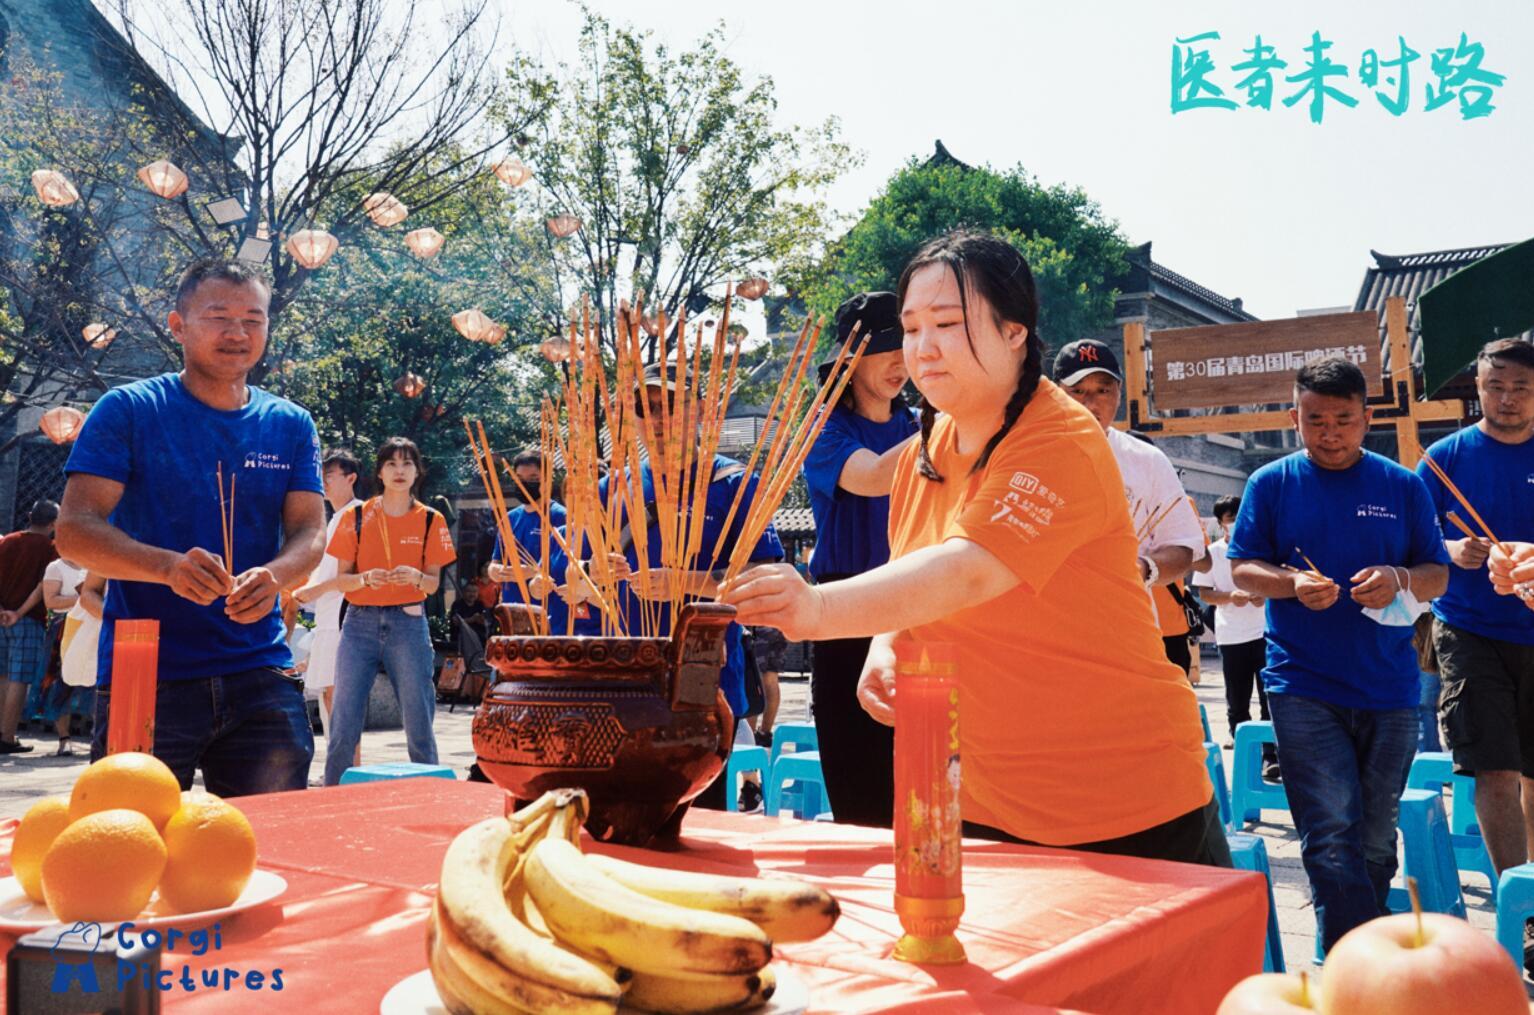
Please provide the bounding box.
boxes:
[1147,259,1258,321]
[772,506,816,538]
[1353,244,1529,366]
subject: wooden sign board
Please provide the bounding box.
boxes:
[1150,311,1385,410]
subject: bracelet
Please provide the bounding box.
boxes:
[1516,582,1534,602]
[1138,555,1160,587]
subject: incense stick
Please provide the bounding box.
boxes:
[1422,453,1509,552]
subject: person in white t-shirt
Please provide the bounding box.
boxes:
[1193,494,1279,780]
[41,557,92,754]
[294,449,364,764]
[1055,340,1207,675]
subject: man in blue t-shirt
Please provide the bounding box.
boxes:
[1229,356,1448,953]
[56,259,327,796]
[799,291,916,828]
[1417,338,1534,887]
[488,448,571,635]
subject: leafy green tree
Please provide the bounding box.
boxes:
[796,158,1131,356]
[499,7,855,359]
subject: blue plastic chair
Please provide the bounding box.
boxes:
[1227,832,1285,973]
[339,762,456,785]
[768,722,819,773]
[1230,722,1288,826]
[1204,741,1233,830]
[1495,864,1534,967]
[1198,703,1214,744]
[1386,789,1466,918]
[766,751,829,819]
[724,745,770,813]
[1407,752,1495,888]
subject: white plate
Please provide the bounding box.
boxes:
[0,868,287,934]
[381,964,810,1015]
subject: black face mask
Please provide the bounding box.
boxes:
[521,482,541,503]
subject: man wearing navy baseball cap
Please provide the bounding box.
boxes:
[1055,338,1208,677]
[799,291,918,827]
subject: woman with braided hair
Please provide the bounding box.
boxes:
[724,229,1226,863]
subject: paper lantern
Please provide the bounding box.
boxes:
[136,159,188,200]
[540,336,571,363]
[404,227,445,258]
[452,308,505,345]
[363,192,408,227]
[545,214,582,238]
[394,373,427,398]
[39,406,86,444]
[674,142,691,156]
[493,158,532,188]
[737,277,769,300]
[82,323,117,349]
[31,170,79,207]
[286,228,338,269]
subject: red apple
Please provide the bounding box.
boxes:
[1217,973,1318,1014]
[1321,911,1526,1015]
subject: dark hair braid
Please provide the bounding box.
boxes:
[916,395,942,481]
[974,331,1044,475]
[896,228,1045,482]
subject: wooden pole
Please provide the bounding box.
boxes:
[1386,295,1424,468]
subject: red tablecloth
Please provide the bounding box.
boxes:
[1,779,1266,1014]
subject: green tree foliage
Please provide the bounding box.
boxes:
[500,7,855,358]
[798,158,1131,356]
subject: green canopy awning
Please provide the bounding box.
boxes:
[1419,236,1534,397]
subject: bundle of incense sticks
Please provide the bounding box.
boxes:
[1134,498,1182,543]
[1422,453,1510,554]
[483,288,866,638]
[464,419,545,636]
[216,462,236,575]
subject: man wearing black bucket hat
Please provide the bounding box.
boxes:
[800,291,918,827]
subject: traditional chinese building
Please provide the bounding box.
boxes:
[0,0,235,527]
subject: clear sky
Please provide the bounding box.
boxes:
[495,0,1534,320]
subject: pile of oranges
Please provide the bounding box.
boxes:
[10,752,258,922]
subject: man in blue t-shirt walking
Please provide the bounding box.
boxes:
[488,448,571,634]
[1417,338,1534,890]
[56,259,327,796]
[1228,357,1448,952]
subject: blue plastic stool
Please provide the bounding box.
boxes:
[1204,742,1233,830]
[768,722,819,773]
[338,762,456,785]
[1231,722,1288,826]
[1228,832,1285,973]
[1386,789,1466,918]
[1199,703,1214,744]
[1495,864,1534,967]
[724,745,770,813]
[1407,752,1496,888]
[766,751,829,819]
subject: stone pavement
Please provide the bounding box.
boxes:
[0,661,1506,978]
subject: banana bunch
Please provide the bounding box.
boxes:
[430,789,841,1014]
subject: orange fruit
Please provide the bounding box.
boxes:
[41,809,166,922]
[157,797,257,913]
[69,752,182,830]
[11,797,72,904]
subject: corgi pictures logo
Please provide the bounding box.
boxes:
[243,450,291,472]
[49,921,285,995]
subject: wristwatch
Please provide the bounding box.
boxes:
[1138,555,1159,587]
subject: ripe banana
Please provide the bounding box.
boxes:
[436,812,623,1015]
[625,965,778,1013]
[584,853,840,944]
[524,835,774,977]
[429,898,553,1015]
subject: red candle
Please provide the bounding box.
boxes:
[892,638,966,965]
[107,620,159,755]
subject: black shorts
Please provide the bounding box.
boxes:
[1434,617,1534,778]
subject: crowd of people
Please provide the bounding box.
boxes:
[4,238,1531,963]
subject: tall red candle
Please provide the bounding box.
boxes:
[107,620,159,755]
[892,638,966,964]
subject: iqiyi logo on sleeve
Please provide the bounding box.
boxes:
[49,920,285,995]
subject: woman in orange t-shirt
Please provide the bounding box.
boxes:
[321,437,456,786]
[725,230,1224,864]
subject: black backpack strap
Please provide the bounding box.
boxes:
[352,501,365,570]
[420,507,440,570]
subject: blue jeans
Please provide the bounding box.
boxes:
[1418,669,1442,754]
[90,667,313,796]
[325,605,438,786]
[1268,692,1417,952]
